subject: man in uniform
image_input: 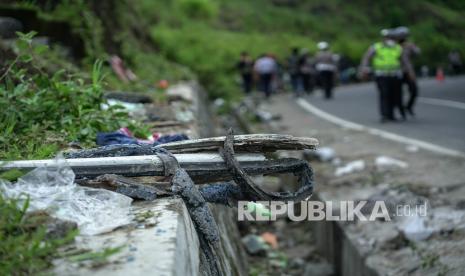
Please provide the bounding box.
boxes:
[314,41,338,99]
[395,26,421,116]
[359,29,414,122]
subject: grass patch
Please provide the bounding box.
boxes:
[0,32,145,160]
[0,195,76,275]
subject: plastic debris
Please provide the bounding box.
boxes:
[316,147,336,162]
[398,215,433,242]
[334,160,365,176]
[0,155,133,235]
[261,232,278,249]
[247,202,272,219]
[101,98,146,118]
[213,98,225,108]
[110,55,137,82]
[241,234,269,255]
[303,147,335,162]
[375,156,408,171]
[166,83,194,102]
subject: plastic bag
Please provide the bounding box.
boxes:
[399,215,433,242]
[0,154,133,235]
[335,160,365,176]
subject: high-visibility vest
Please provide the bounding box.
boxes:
[373,42,402,71]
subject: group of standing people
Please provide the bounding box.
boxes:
[237,52,281,98]
[236,27,421,124]
[236,42,339,99]
[288,42,338,99]
[359,26,420,122]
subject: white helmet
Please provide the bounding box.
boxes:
[395,26,410,38]
[317,41,329,50]
[380,29,390,37]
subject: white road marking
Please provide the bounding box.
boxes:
[418,97,465,110]
[296,98,465,158]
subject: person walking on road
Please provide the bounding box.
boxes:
[360,29,414,122]
[254,53,277,98]
[314,41,338,99]
[287,47,301,96]
[448,50,463,75]
[298,49,314,95]
[395,26,421,116]
[236,51,254,94]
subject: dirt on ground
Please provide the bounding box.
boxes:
[229,93,465,275]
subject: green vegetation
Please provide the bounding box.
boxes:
[0,195,76,275]
[67,246,123,263]
[0,32,137,160]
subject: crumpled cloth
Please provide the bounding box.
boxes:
[96,127,188,146]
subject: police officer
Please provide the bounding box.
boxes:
[360,29,413,122]
[395,26,420,116]
[315,41,338,99]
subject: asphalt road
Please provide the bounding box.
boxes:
[301,76,465,152]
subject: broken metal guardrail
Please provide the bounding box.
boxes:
[0,134,318,184]
[0,132,318,276]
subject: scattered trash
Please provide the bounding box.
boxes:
[166,83,194,102]
[304,147,336,162]
[241,234,269,255]
[399,215,433,242]
[254,110,282,122]
[0,155,133,235]
[110,55,137,83]
[213,98,225,109]
[247,202,271,219]
[103,99,144,112]
[335,160,365,176]
[375,156,408,171]
[157,79,169,89]
[101,99,146,118]
[261,232,278,249]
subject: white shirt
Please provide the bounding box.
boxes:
[254,57,277,74]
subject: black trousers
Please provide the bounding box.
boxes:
[259,73,273,98]
[301,73,314,94]
[403,73,418,111]
[319,70,335,99]
[241,74,252,94]
[290,73,299,93]
[375,76,404,120]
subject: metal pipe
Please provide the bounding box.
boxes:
[0,153,266,180]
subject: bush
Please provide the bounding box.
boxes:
[0,195,75,275]
[0,32,131,160]
[178,0,218,19]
